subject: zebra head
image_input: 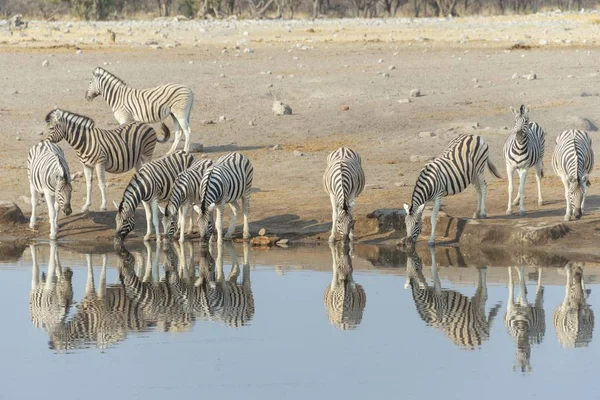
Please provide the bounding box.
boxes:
[45,109,67,143]
[195,203,215,244]
[55,176,72,216]
[336,203,354,239]
[115,202,135,243]
[510,105,530,140]
[85,68,104,101]
[401,203,426,247]
[162,204,178,240]
[568,175,590,219]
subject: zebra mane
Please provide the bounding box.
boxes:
[94,67,127,86]
[200,167,215,212]
[46,109,95,129]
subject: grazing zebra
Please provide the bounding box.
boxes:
[114,151,195,243]
[29,243,73,335]
[161,159,215,243]
[405,247,501,349]
[402,134,501,247]
[553,263,594,348]
[45,109,169,213]
[323,242,367,330]
[85,67,194,155]
[193,153,253,244]
[323,147,365,243]
[552,130,594,221]
[504,105,546,216]
[27,140,73,240]
[505,266,545,373]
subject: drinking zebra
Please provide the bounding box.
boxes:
[553,263,594,348]
[193,153,253,244]
[402,134,501,247]
[45,109,169,213]
[323,242,367,330]
[505,266,545,373]
[161,159,215,242]
[85,67,194,154]
[504,105,546,216]
[322,147,365,242]
[552,129,594,221]
[27,140,72,240]
[405,247,501,349]
[115,151,195,243]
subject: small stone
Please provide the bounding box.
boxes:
[272,144,282,150]
[383,73,390,78]
[259,228,267,236]
[42,59,49,67]
[378,59,384,63]
[394,181,407,187]
[219,73,226,78]
[243,47,254,53]
[525,73,537,80]
[472,78,478,83]
[409,89,421,97]
[249,120,255,126]
[293,150,303,157]
[398,99,411,104]
[38,131,44,136]
[149,44,162,50]
[342,105,350,111]
[75,49,82,54]
[200,119,215,125]
[15,136,21,141]
[272,101,292,116]
[418,131,435,138]
[218,115,227,122]
[539,39,548,46]
[567,74,575,79]
[188,143,204,153]
[388,65,396,70]
[512,73,519,80]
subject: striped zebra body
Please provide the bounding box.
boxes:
[505,266,545,373]
[405,248,500,349]
[115,151,195,243]
[504,105,546,216]
[45,109,169,213]
[27,140,72,240]
[323,147,365,242]
[552,129,594,221]
[324,242,366,330]
[554,264,594,348]
[403,134,501,247]
[162,159,214,242]
[194,153,254,244]
[86,67,194,154]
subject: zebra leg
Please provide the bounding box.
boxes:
[430,247,442,296]
[242,195,251,240]
[517,168,527,216]
[428,196,441,246]
[329,193,337,243]
[215,205,225,244]
[167,115,183,155]
[29,183,37,229]
[151,199,161,243]
[506,164,514,215]
[582,185,588,215]
[98,255,107,299]
[85,254,95,296]
[225,201,240,240]
[560,176,571,221]
[473,176,484,219]
[30,245,39,291]
[95,164,108,211]
[142,200,153,241]
[44,190,57,240]
[178,206,186,243]
[535,163,544,206]
[507,267,515,316]
[82,165,93,213]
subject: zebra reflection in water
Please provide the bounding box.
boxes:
[553,263,594,348]
[404,248,501,349]
[505,266,545,373]
[323,242,366,330]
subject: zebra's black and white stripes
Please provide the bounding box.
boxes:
[504,105,546,216]
[45,109,169,213]
[323,147,365,242]
[403,134,501,246]
[27,140,72,240]
[552,129,594,221]
[193,152,253,244]
[86,67,194,154]
[115,151,195,243]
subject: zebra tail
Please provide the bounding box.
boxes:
[487,158,502,179]
[156,123,171,143]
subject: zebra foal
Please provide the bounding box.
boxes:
[86,67,194,154]
[504,105,546,216]
[193,152,253,244]
[27,141,72,240]
[323,147,365,242]
[552,129,594,221]
[45,109,169,213]
[402,134,501,247]
[115,151,195,243]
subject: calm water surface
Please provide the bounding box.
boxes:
[0,241,596,399]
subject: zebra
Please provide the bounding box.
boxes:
[323,242,367,330]
[404,247,501,349]
[85,67,194,155]
[322,147,365,243]
[27,140,73,240]
[552,129,594,221]
[193,153,253,244]
[114,151,195,243]
[504,105,546,216]
[402,134,501,247]
[45,109,170,213]
[505,266,545,373]
[160,159,215,243]
[553,263,594,348]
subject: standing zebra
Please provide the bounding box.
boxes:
[553,263,595,348]
[161,159,214,243]
[45,109,169,213]
[552,129,594,221]
[115,151,195,243]
[323,242,367,330]
[504,105,546,216]
[404,247,500,349]
[505,266,545,373]
[27,140,73,240]
[86,67,194,155]
[323,147,365,242]
[193,152,253,244]
[402,134,501,247]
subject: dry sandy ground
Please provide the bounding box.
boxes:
[2,13,600,248]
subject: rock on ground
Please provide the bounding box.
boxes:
[0,201,26,225]
[272,101,292,116]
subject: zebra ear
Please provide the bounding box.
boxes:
[193,205,202,214]
[158,205,165,215]
[509,106,517,115]
[582,175,591,187]
[416,204,426,214]
[112,200,120,210]
[208,203,216,212]
[522,105,530,117]
[403,203,411,215]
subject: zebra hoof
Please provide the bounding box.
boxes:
[49,234,57,240]
[29,223,36,230]
[512,199,520,206]
[328,235,336,243]
[505,209,512,215]
[81,206,90,213]
[519,210,526,217]
[427,240,435,247]
[564,215,571,222]
[100,206,107,212]
[538,201,544,206]
[143,234,152,242]
[479,213,487,219]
